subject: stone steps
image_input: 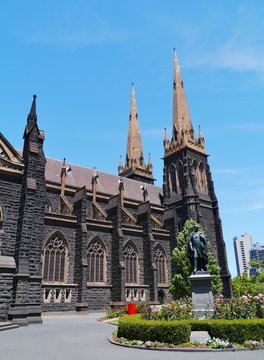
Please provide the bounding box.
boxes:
[0,322,19,332]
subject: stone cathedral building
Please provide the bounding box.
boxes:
[0,51,231,324]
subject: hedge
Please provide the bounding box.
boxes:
[117,315,191,345]
[190,319,264,344]
[117,315,264,345]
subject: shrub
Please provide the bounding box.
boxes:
[213,294,264,319]
[106,308,126,318]
[141,299,194,321]
[117,315,191,345]
[136,303,151,315]
[190,319,264,344]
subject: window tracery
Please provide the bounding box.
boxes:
[43,234,68,283]
[87,239,106,283]
[154,246,167,285]
[124,243,139,284]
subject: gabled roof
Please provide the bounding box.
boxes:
[0,133,24,174]
[45,157,162,206]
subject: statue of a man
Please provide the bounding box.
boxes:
[187,224,208,274]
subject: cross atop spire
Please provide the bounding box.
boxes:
[164,50,205,156]
[118,83,154,184]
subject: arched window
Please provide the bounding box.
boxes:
[124,243,139,284]
[198,162,208,193]
[154,246,167,285]
[169,165,177,193]
[87,238,106,283]
[42,233,68,283]
[192,159,200,191]
[175,160,184,193]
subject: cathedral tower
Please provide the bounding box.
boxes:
[163,50,232,297]
[118,83,154,184]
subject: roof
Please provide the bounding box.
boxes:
[45,157,162,206]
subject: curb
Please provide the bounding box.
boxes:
[108,337,264,352]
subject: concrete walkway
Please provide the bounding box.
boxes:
[0,313,263,360]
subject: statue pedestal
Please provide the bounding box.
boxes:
[188,271,214,319]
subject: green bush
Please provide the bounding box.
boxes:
[213,294,264,319]
[141,299,194,321]
[106,308,126,318]
[117,315,264,345]
[190,319,264,344]
[117,315,191,345]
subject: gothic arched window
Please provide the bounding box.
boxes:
[43,234,68,283]
[124,243,139,285]
[192,159,200,191]
[198,162,208,193]
[154,246,167,285]
[169,165,177,193]
[176,160,184,193]
[87,238,106,283]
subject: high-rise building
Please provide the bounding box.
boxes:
[249,242,264,276]
[233,234,253,275]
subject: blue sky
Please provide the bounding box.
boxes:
[1,0,264,277]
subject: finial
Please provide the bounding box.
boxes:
[164,128,168,141]
[92,166,98,180]
[147,153,153,170]
[118,177,124,206]
[198,125,203,138]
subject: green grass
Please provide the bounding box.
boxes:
[106,318,119,326]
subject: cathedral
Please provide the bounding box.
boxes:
[0,51,231,325]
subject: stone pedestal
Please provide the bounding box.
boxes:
[188,271,214,319]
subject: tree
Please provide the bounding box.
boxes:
[232,260,264,297]
[169,219,223,298]
[232,272,257,297]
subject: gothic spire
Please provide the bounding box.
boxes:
[118,83,154,184]
[164,50,205,156]
[172,49,193,141]
[126,83,144,169]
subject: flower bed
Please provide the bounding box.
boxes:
[213,294,264,319]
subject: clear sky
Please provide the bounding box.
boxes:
[1,0,264,277]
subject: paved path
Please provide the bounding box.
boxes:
[0,313,264,360]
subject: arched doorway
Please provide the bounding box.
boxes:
[158,290,166,304]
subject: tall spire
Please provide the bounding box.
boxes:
[164,50,205,156]
[126,83,144,169]
[118,83,154,184]
[172,49,193,140]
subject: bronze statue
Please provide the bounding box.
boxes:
[188,224,208,274]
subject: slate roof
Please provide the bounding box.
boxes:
[45,157,162,206]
